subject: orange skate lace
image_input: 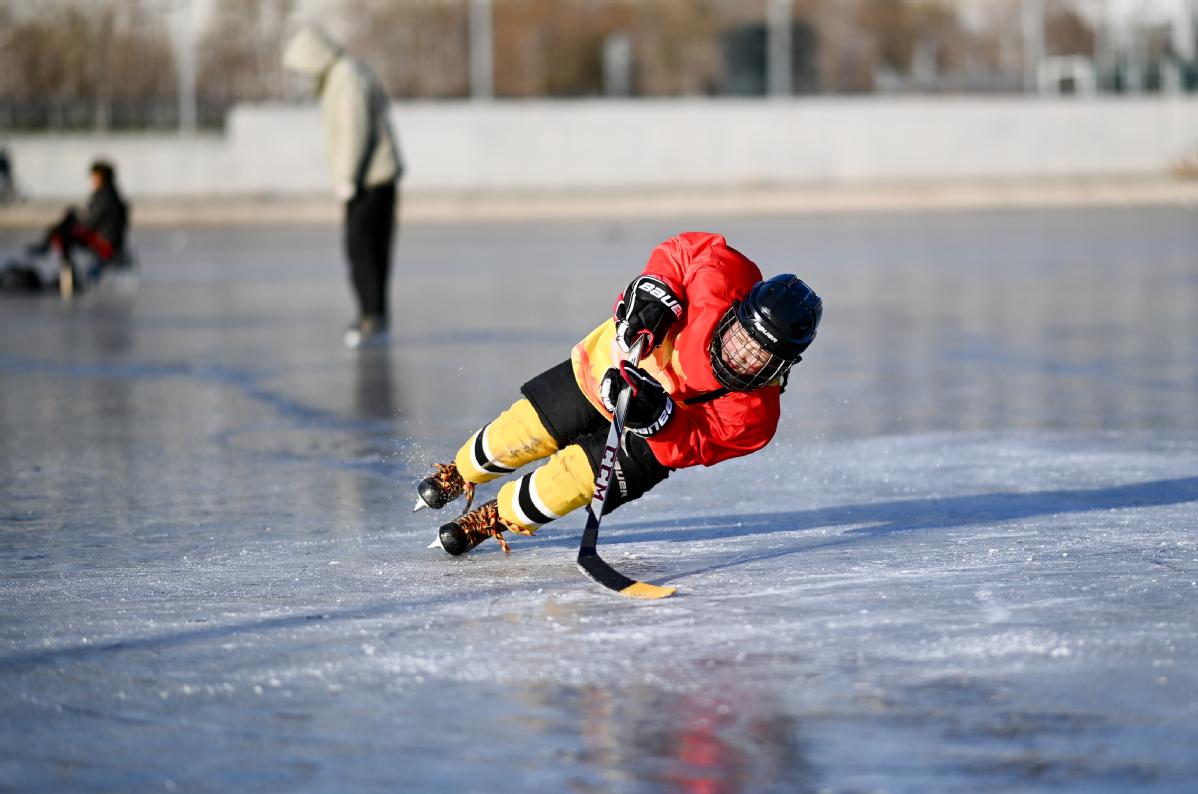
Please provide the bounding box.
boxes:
[432,463,475,514]
[456,501,535,554]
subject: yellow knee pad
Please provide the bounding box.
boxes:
[454,398,559,484]
[497,445,595,533]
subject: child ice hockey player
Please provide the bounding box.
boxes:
[415,232,822,556]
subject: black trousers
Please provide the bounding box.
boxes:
[39,210,111,263]
[344,182,397,320]
[521,360,672,514]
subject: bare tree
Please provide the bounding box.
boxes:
[197,0,295,104]
[489,0,742,97]
[0,0,176,128]
[1045,1,1096,57]
[491,0,624,96]
[0,0,1126,119]
[341,0,470,99]
[631,0,732,96]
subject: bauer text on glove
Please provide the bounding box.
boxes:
[599,365,674,437]
[613,275,683,354]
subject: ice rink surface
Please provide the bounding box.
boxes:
[2,207,1197,792]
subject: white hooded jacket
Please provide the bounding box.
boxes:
[283,27,403,197]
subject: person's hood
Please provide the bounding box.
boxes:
[282,27,340,79]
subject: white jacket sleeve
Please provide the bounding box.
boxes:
[321,60,370,197]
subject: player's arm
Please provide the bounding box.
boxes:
[646,390,780,468]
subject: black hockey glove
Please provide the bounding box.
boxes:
[599,364,674,437]
[613,275,684,354]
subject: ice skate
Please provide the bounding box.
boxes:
[436,499,533,556]
[344,315,390,349]
[413,462,475,513]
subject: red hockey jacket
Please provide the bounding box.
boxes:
[571,232,782,469]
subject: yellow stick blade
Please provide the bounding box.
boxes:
[619,581,677,599]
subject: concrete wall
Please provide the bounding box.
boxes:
[8,97,1198,199]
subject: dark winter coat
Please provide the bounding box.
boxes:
[82,183,128,255]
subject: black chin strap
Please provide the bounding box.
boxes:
[690,356,799,403]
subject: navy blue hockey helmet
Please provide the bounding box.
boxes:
[709,274,822,391]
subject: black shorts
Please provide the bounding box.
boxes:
[521,360,672,513]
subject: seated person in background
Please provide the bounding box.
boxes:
[28,159,130,278]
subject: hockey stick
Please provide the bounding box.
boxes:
[577,335,677,599]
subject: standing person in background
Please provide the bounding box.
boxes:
[283,25,403,349]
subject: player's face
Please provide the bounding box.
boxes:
[719,320,773,377]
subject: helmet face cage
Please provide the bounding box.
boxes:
[709,306,798,391]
